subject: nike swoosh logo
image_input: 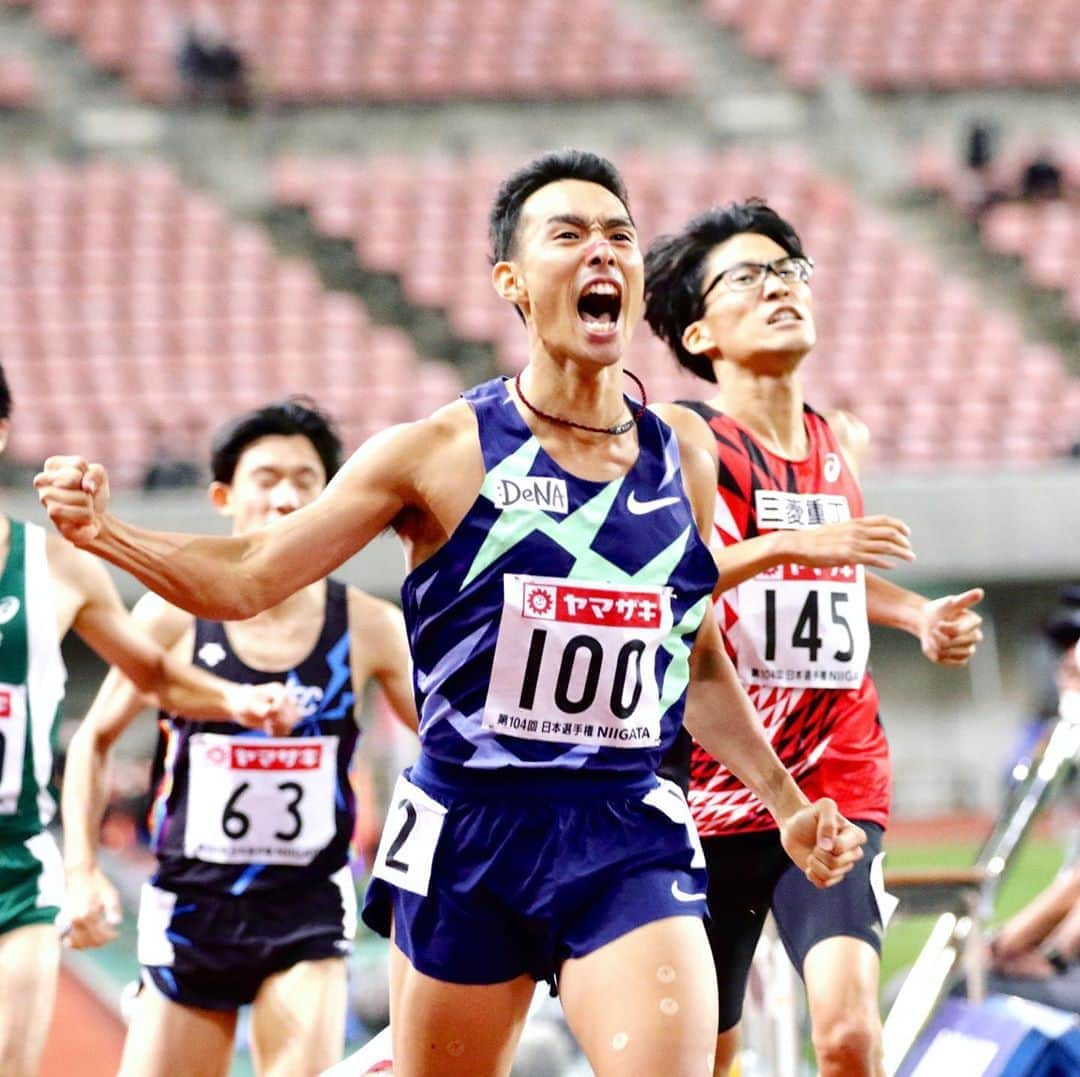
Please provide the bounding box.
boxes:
[670,880,707,903]
[627,491,681,515]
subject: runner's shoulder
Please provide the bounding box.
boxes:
[821,409,870,472]
[649,402,718,462]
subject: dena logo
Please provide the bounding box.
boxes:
[492,476,568,514]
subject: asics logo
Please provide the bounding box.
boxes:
[670,880,707,903]
[627,491,680,516]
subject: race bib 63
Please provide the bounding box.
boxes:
[184,734,338,866]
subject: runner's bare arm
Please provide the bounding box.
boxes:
[61,594,191,948]
[652,406,912,590]
[35,418,440,620]
[684,614,807,822]
[348,590,419,733]
[866,574,984,665]
[711,517,914,593]
[709,514,915,593]
[54,541,294,723]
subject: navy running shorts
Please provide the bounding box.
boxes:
[362,756,708,992]
[137,864,356,1011]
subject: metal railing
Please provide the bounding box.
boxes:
[881,692,1080,1076]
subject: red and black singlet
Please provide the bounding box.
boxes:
[679,401,891,837]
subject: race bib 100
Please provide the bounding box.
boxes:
[0,683,28,815]
[483,574,673,748]
[184,734,338,866]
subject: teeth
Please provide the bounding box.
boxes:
[583,281,619,297]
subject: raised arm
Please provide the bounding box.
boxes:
[59,544,293,724]
[35,419,433,620]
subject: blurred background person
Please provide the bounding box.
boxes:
[173,2,252,111]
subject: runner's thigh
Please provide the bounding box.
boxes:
[0,923,59,1077]
[559,915,718,1077]
[118,979,237,1077]
[388,940,535,1077]
[251,957,348,1076]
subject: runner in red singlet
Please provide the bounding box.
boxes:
[645,199,984,1077]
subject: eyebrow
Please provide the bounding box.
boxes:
[250,464,320,477]
[546,213,636,231]
[711,259,756,276]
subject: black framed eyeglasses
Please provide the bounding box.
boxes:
[700,256,814,306]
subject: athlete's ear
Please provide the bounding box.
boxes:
[492,260,528,310]
[0,419,9,454]
[682,318,718,359]
[208,481,234,517]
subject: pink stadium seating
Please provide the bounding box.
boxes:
[911,141,1080,321]
[0,56,36,109]
[982,200,1080,319]
[705,0,1080,91]
[17,0,687,104]
[0,161,464,485]
[273,149,1080,471]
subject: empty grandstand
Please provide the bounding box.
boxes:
[0,1,1077,1075]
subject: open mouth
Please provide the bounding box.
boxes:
[767,306,802,325]
[577,280,622,333]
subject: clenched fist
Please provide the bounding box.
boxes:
[226,682,301,736]
[63,864,122,950]
[34,456,111,548]
[918,588,984,666]
[778,797,867,889]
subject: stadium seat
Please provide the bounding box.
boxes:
[705,0,1080,91]
[273,149,1078,471]
[0,162,463,484]
[15,0,689,104]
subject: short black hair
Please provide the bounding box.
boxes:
[0,362,10,421]
[210,397,343,485]
[488,149,632,265]
[1045,584,1080,650]
[643,199,807,382]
